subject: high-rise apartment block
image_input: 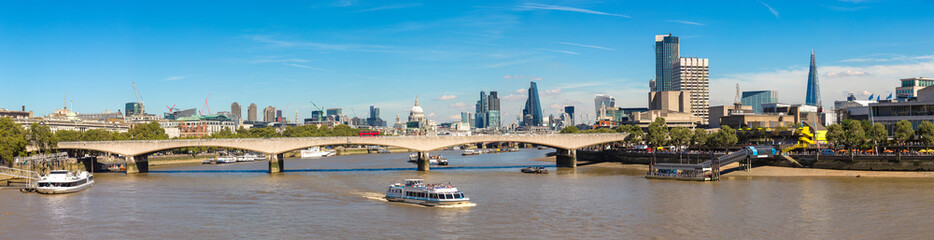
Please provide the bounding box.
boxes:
[247,103,257,121]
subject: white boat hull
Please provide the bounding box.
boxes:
[36,181,94,194]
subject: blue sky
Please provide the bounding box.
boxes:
[2,0,933,124]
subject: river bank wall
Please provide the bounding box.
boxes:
[578,150,934,171]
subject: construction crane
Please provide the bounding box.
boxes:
[199,93,211,115]
[310,100,325,121]
[132,82,146,116]
[166,104,176,113]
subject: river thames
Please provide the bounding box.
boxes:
[2,149,934,239]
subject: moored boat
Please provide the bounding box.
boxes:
[462,149,480,156]
[216,156,238,164]
[521,166,548,174]
[385,179,470,207]
[301,147,336,158]
[36,170,94,194]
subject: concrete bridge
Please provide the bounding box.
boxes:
[56,133,628,174]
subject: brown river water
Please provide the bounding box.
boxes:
[2,149,934,239]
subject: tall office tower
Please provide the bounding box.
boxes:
[594,94,615,116]
[247,103,257,121]
[311,110,324,122]
[474,90,502,129]
[564,106,575,126]
[742,90,778,113]
[654,34,680,92]
[230,102,241,121]
[805,50,821,107]
[475,91,488,128]
[366,105,385,127]
[276,110,283,123]
[263,106,275,122]
[678,57,709,123]
[461,112,471,124]
[522,81,543,126]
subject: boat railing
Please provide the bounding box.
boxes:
[0,166,41,188]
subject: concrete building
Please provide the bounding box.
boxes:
[867,85,934,134]
[177,115,236,138]
[896,77,934,100]
[742,90,778,113]
[709,104,754,128]
[627,110,702,129]
[263,106,275,122]
[13,118,130,133]
[164,108,197,120]
[247,103,257,121]
[649,90,691,113]
[77,110,124,122]
[231,102,241,121]
[677,57,709,123]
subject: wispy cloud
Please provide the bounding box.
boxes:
[554,42,614,51]
[537,48,579,55]
[356,3,422,12]
[825,70,870,77]
[283,63,327,71]
[248,35,389,52]
[517,3,631,18]
[250,57,309,64]
[825,5,868,11]
[164,75,189,81]
[479,57,550,69]
[758,1,780,18]
[437,95,458,100]
[666,20,705,26]
[543,89,562,95]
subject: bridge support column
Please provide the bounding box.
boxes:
[556,148,577,168]
[417,151,430,172]
[268,153,284,173]
[125,155,148,174]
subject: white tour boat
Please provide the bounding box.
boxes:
[385,179,469,207]
[301,147,336,158]
[36,170,94,194]
[216,156,238,164]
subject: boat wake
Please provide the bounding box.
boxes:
[358,192,389,202]
[434,202,477,208]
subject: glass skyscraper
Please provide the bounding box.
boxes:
[805,50,821,107]
[654,34,679,92]
[475,90,501,129]
[741,90,778,113]
[522,81,543,126]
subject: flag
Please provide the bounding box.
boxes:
[887,93,893,100]
[868,94,874,100]
[877,95,881,101]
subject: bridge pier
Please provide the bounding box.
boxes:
[556,148,577,168]
[268,153,284,173]
[125,155,149,174]
[417,151,430,171]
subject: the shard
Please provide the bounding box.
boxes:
[805,50,821,106]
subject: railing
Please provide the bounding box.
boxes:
[0,166,41,188]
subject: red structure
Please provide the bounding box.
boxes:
[359,131,379,137]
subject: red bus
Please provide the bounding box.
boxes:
[359,131,380,137]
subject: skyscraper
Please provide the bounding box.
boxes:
[594,94,615,116]
[522,81,543,127]
[654,34,679,92]
[652,34,709,123]
[366,105,385,127]
[230,102,241,121]
[678,57,709,122]
[247,103,257,121]
[805,50,821,107]
[474,90,501,129]
[564,106,575,126]
[263,106,275,122]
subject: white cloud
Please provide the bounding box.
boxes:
[517,3,631,18]
[283,63,327,71]
[437,95,458,100]
[164,75,188,81]
[543,89,562,95]
[554,42,614,51]
[665,20,705,26]
[448,114,462,120]
[537,48,579,55]
[825,70,870,77]
[758,1,780,18]
[501,94,526,101]
[515,88,528,94]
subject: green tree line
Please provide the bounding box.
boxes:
[559,117,738,149]
[825,119,934,152]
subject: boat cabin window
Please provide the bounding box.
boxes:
[430,193,437,199]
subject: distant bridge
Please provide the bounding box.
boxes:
[56,133,628,173]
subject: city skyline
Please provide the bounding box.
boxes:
[2,1,934,124]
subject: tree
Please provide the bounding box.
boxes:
[868,123,888,154]
[559,126,579,134]
[646,117,668,147]
[54,130,82,142]
[624,125,645,145]
[0,117,27,166]
[128,121,169,140]
[211,127,237,139]
[894,120,915,146]
[917,121,934,147]
[826,124,844,149]
[719,126,738,147]
[843,120,865,155]
[26,123,56,155]
[669,127,691,149]
[81,129,114,141]
[691,128,708,149]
